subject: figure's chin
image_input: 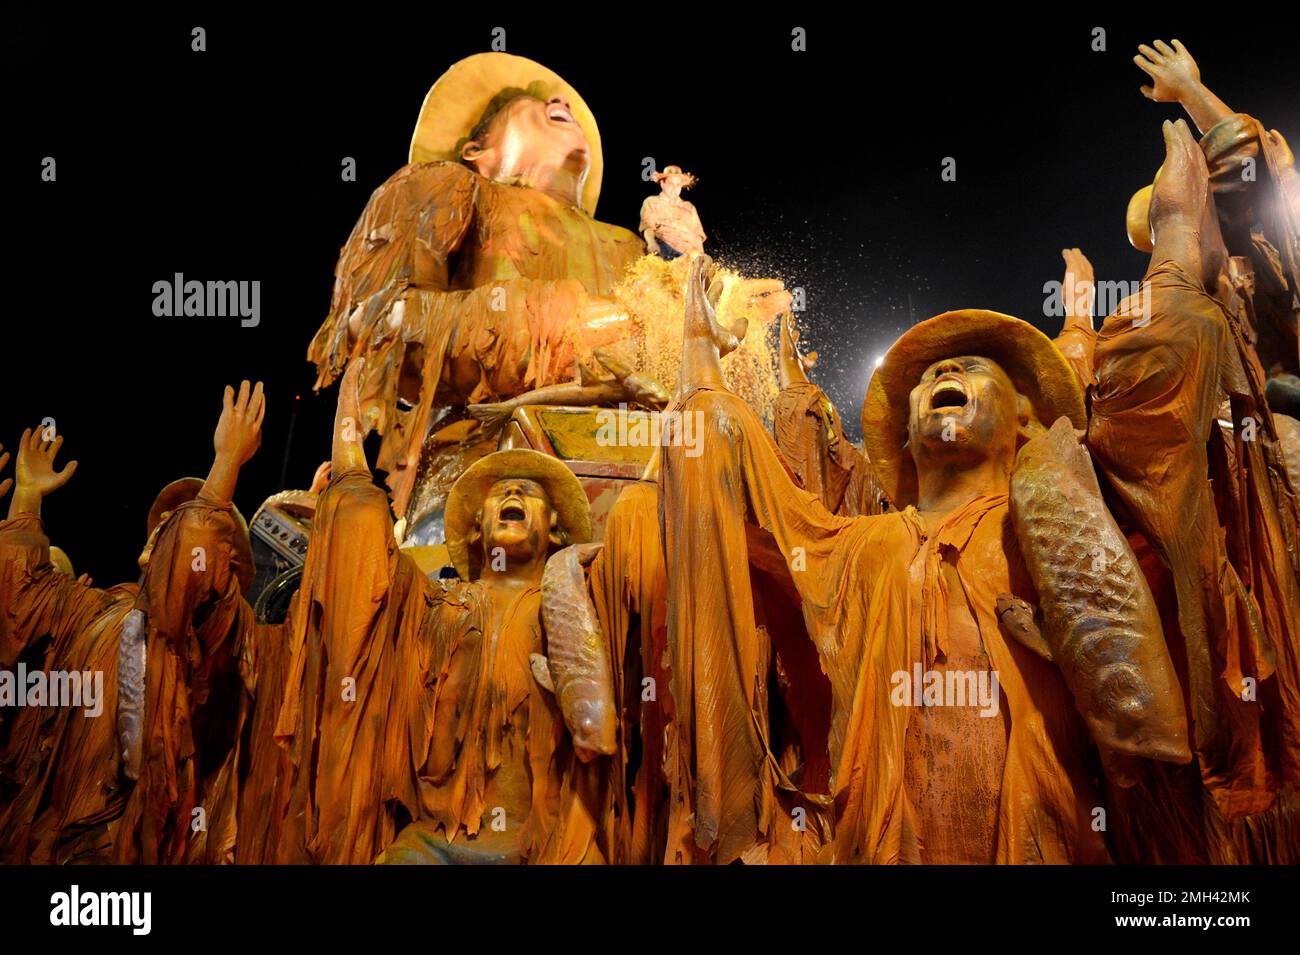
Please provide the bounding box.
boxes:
[486,528,539,558]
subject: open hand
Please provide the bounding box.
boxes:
[214,380,266,468]
[1135,39,1201,104]
[1060,248,1095,325]
[15,427,78,499]
[1151,119,1210,226]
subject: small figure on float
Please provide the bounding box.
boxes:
[640,165,706,259]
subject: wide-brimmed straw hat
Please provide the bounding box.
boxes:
[652,164,697,187]
[409,52,603,216]
[444,448,591,580]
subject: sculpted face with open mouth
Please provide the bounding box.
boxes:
[461,94,591,204]
[907,355,1028,469]
[478,477,557,571]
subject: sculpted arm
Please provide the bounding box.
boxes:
[0,434,97,667]
[1135,39,1231,136]
[639,197,659,253]
[1150,118,1218,282]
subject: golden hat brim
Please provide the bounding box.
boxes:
[861,309,1087,509]
[148,477,206,538]
[409,52,603,216]
[1126,183,1155,253]
[444,448,592,580]
[48,546,74,578]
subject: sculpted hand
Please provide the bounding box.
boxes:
[7,428,78,519]
[679,255,733,393]
[778,314,816,387]
[1151,119,1210,226]
[1135,40,1231,134]
[308,461,332,495]
[17,428,78,497]
[1060,247,1095,328]
[333,357,369,472]
[1135,39,1201,104]
[1149,119,1219,283]
[213,380,266,469]
[203,380,266,504]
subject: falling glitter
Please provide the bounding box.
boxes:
[611,255,781,424]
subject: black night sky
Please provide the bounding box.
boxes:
[3,14,1297,585]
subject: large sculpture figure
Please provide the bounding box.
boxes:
[6,35,1300,871]
[275,360,613,864]
[307,53,647,523]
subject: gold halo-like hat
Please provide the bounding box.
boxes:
[409,52,603,216]
[1125,163,1167,253]
[861,309,1086,509]
[1126,183,1156,253]
[444,448,592,580]
[48,546,74,578]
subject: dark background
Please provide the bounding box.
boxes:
[2,14,1295,585]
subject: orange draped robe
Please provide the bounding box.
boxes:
[1089,259,1300,862]
[275,469,602,864]
[659,387,1108,864]
[0,500,254,864]
[307,162,645,515]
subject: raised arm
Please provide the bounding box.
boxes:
[142,381,269,651]
[679,255,735,394]
[778,314,813,388]
[1150,119,1221,285]
[1135,39,1232,136]
[332,357,369,473]
[201,380,264,505]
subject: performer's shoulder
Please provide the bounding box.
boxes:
[370,160,478,201]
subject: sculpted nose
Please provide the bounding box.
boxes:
[933,359,963,377]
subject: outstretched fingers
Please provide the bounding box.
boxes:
[252,381,266,430]
[52,458,78,491]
